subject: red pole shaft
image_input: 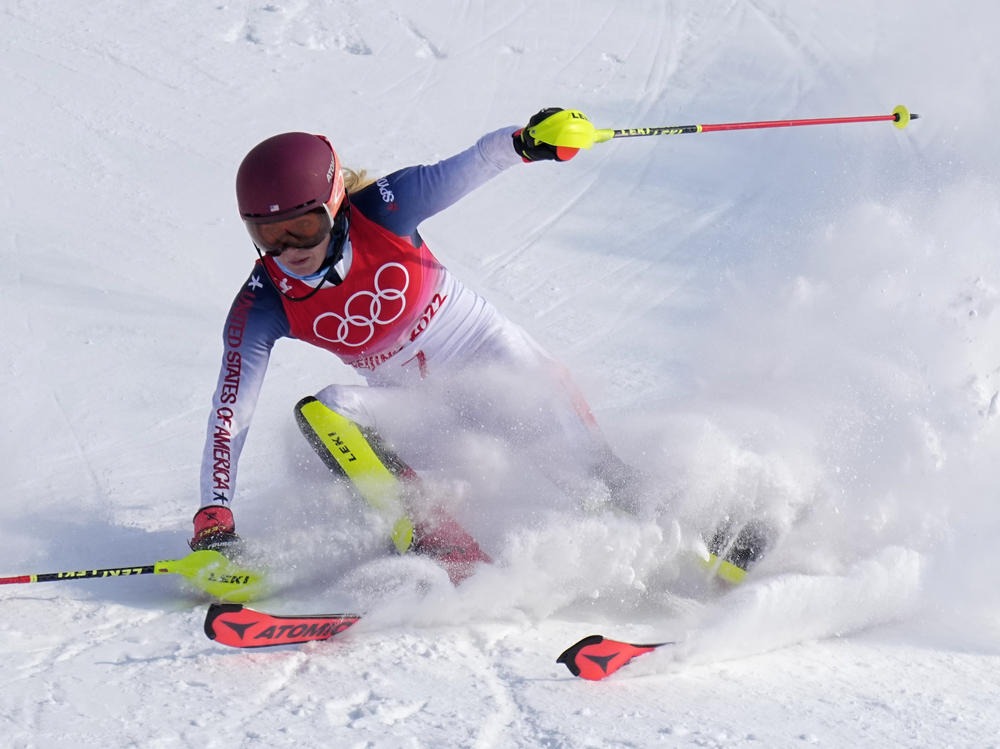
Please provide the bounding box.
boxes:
[699,113,897,133]
[0,574,33,584]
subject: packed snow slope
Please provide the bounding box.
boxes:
[3,1,1000,747]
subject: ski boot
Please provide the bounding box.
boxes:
[294,396,490,584]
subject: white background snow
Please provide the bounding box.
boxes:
[3,1,1000,746]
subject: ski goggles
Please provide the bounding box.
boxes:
[246,204,334,256]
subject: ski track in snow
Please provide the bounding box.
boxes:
[4,0,1000,747]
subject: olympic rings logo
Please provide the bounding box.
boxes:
[312,263,410,347]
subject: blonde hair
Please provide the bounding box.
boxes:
[343,167,375,194]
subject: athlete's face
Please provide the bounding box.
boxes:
[274,238,330,276]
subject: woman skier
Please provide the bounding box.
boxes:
[190,108,636,581]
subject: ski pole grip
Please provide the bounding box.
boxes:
[527,110,601,149]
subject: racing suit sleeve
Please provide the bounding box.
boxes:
[198,266,289,508]
[350,126,523,239]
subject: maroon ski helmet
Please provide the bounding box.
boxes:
[236,132,346,224]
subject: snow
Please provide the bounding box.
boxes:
[3,1,1000,746]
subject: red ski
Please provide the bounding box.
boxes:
[556,634,673,680]
[205,603,361,648]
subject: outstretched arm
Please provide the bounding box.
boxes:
[351,109,583,239]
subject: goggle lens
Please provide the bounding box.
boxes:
[246,207,333,255]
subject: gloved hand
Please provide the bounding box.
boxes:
[512,107,581,162]
[189,504,244,558]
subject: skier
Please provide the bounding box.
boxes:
[189,108,638,577]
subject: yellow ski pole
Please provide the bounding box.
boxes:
[0,549,266,602]
[528,106,919,150]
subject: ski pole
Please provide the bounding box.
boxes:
[0,549,266,603]
[530,105,919,150]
